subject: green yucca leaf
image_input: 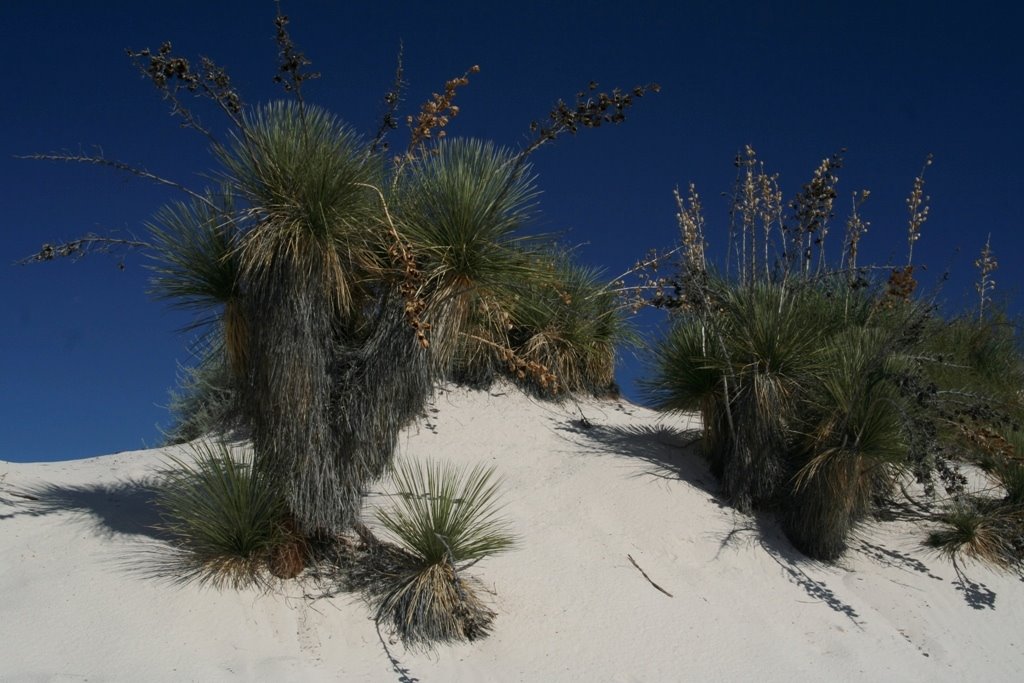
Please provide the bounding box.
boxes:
[399,138,542,293]
[642,317,721,412]
[154,441,289,588]
[376,459,516,567]
[147,190,241,328]
[218,101,381,240]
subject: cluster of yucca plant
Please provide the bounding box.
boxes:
[24,8,658,644]
[118,21,648,539]
[392,138,631,397]
[647,275,917,559]
[645,148,1024,566]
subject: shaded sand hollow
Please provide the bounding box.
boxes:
[2,386,1022,681]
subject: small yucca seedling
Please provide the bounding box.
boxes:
[926,503,1016,570]
[373,459,516,648]
[154,440,298,589]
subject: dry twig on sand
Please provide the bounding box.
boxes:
[627,554,673,597]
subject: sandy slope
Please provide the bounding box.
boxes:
[1,386,1022,682]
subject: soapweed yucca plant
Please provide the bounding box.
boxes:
[397,139,632,397]
[707,281,840,512]
[641,149,962,560]
[784,326,910,560]
[397,138,545,371]
[162,339,239,445]
[371,459,516,648]
[219,100,431,538]
[147,99,434,540]
[155,440,303,588]
[647,278,839,512]
[509,258,633,396]
[926,428,1024,572]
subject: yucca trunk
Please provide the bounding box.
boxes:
[719,390,789,512]
[331,290,433,495]
[222,299,249,379]
[783,454,871,560]
[244,254,342,535]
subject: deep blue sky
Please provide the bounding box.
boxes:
[3,1,1022,461]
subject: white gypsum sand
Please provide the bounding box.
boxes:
[1,386,1022,681]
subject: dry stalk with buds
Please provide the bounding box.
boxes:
[406,65,480,156]
[975,234,998,321]
[519,81,660,163]
[905,154,933,265]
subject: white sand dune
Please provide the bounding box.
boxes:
[2,386,1022,681]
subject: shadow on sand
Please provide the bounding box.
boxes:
[554,416,865,624]
[567,415,1003,615]
[554,419,719,495]
[0,478,168,541]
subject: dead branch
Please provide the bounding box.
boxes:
[19,152,216,210]
[517,81,660,165]
[406,64,480,157]
[370,42,405,155]
[273,7,320,105]
[126,42,244,136]
[17,234,151,266]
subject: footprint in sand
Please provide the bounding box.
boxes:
[295,602,323,661]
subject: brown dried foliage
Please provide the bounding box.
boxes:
[787,149,843,274]
[406,65,480,155]
[885,265,918,305]
[370,44,405,154]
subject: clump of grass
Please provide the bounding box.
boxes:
[366,459,516,648]
[154,440,301,588]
